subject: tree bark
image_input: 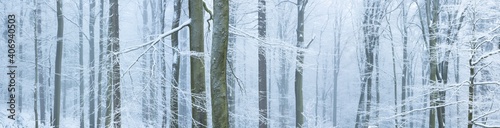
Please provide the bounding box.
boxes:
[170,0,182,127]
[105,0,121,127]
[97,0,105,127]
[258,0,267,127]
[53,0,64,127]
[189,0,207,127]
[211,0,230,127]
[78,0,85,127]
[295,0,307,127]
[35,0,47,125]
[89,0,97,127]
[34,1,41,127]
[426,0,440,127]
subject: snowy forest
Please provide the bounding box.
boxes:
[1,0,500,128]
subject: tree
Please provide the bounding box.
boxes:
[258,0,267,128]
[332,5,342,127]
[170,0,182,127]
[355,0,384,127]
[295,0,308,127]
[189,0,207,127]
[97,0,106,127]
[211,0,230,127]
[34,0,42,127]
[424,0,440,127]
[78,0,85,127]
[105,0,121,127]
[34,0,47,125]
[227,1,238,127]
[53,0,64,127]
[88,0,97,127]
[401,0,409,126]
[276,2,292,127]
[159,0,168,127]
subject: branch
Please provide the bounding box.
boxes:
[117,19,191,55]
[473,81,500,86]
[202,0,213,30]
[227,59,246,93]
[229,25,297,50]
[276,0,297,6]
[118,19,191,78]
[43,0,90,41]
[472,109,500,122]
[305,35,316,49]
[472,50,500,66]
[473,121,500,128]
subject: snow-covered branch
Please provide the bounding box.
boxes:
[472,50,500,66]
[473,122,500,128]
[472,109,500,122]
[118,19,191,78]
[118,19,191,55]
[472,81,500,86]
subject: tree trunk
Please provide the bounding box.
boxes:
[170,0,182,127]
[427,0,440,127]
[355,0,383,127]
[332,10,341,127]
[468,57,474,128]
[227,2,237,127]
[35,0,47,125]
[89,0,97,127]
[148,1,158,126]
[258,0,267,127]
[401,1,408,126]
[78,0,85,127]
[276,2,290,127]
[111,0,121,126]
[53,0,64,127]
[140,0,149,125]
[97,0,105,127]
[159,0,168,127]
[34,1,41,127]
[295,0,307,127]
[105,0,121,127]
[189,0,207,127]
[211,0,230,127]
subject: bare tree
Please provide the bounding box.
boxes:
[295,0,308,127]
[53,0,64,127]
[88,0,97,127]
[189,0,207,127]
[34,0,42,127]
[258,0,268,127]
[105,0,121,127]
[211,0,230,127]
[170,0,182,127]
[78,0,85,127]
[355,0,384,127]
[97,0,106,127]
